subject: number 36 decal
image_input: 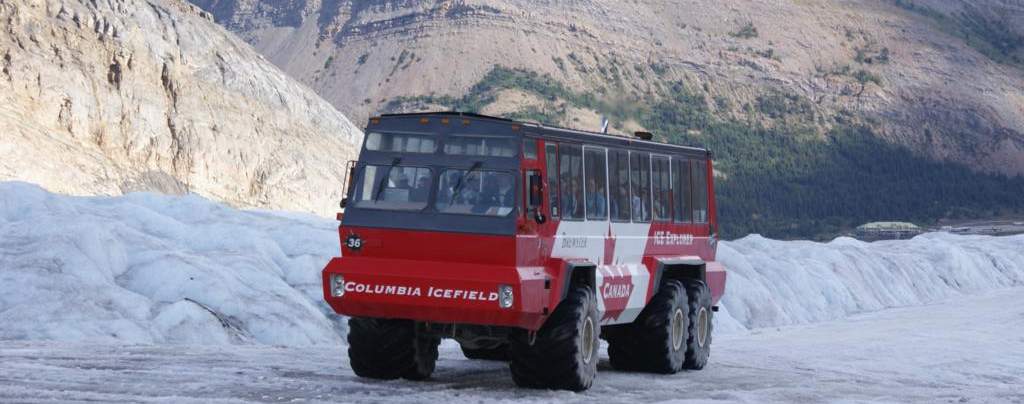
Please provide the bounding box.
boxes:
[345,234,363,251]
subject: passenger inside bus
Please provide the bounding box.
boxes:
[381,171,410,202]
[410,176,431,202]
[611,185,630,221]
[460,175,480,204]
[562,179,584,219]
[498,174,515,208]
[475,175,501,214]
[632,186,650,221]
[586,178,607,219]
[435,170,514,216]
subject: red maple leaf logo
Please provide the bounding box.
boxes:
[600,266,633,322]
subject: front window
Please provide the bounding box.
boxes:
[365,132,436,153]
[352,165,433,211]
[545,144,559,217]
[444,135,517,157]
[435,169,516,216]
[559,144,584,220]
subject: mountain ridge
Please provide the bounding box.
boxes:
[0,0,362,216]
[190,0,1024,177]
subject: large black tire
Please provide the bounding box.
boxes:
[605,279,689,374]
[460,342,509,361]
[682,280,713,370]
[347,317,441,381]
[509,286,599,391]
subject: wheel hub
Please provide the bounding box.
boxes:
[671,308,685,351]
[697,307,709,347]
[581,316,595,364]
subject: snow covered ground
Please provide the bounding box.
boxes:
[3,181,1023,343]
[1,181,1023,402]
[1,288,1021,403]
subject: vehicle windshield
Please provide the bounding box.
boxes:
[350,164,516,217]
[436,169,516,216]
[351,165,433,211]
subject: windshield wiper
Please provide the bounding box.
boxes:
[449,161,483,204]
[373,157,402,202]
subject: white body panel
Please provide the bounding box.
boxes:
[551,220,653,325]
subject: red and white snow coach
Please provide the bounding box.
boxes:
[322,112,726,391]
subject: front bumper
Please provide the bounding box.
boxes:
[322,257,551,330]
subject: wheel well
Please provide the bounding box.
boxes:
[656,261,706,287]
[559,262,595,301]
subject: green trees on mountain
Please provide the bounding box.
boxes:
[893,1,1024,69]
[384,66,1024,239]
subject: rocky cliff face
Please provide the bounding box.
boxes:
[190,0,1024,177]
[0,0,362,216]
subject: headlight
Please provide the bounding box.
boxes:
[331,274,345,297]
[498,285,514,309]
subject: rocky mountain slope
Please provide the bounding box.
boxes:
[0,0,362,216]
[190,0,1024,177]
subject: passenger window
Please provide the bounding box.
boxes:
[444,136,516,157]
[584,147,608,220]
[545,144,559,217]
[629,152,652,222]
[609,150,631,222]
[523,138,538,160]
[559,144,584,220]
[365,132,436,153]
[435,169,516,216]
[673,158,693,223]
[692,160,709,223]
[652,156,671,221]
[354,165,433,210]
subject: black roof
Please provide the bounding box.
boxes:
[374,111,710,157]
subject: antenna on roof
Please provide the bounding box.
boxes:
[600,116,609,134]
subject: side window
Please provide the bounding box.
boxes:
[673,157,693,223]
[652,155,671,221]
[609,150,631,222]
[559,144,584,220]
[584,147,608,220]
[545,143,559,217]
[692,160,709,223]
[629,152,652,222]
[523,138,538,160]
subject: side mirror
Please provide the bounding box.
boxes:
[340,197,348,208]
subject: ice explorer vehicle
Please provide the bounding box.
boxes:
[322,112,727,391]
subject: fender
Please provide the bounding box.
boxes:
[554,259,596,303]
[652,256,706,288]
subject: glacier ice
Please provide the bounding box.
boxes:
[1,181,1022,345]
